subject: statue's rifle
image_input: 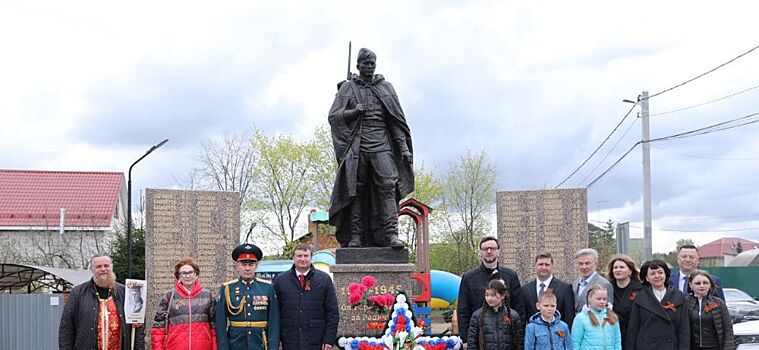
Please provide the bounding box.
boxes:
[346,41,352,81]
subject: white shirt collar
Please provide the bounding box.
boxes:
[582,271,597,284]
[538,275,553,287]
[297,269,310,277]
[652,286,666,302]
[537,275,553,297]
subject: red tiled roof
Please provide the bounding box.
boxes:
[0,169,124,228]
[699,237,759,258]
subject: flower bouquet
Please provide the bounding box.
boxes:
[348,275,395,314]
[339,293,462,350]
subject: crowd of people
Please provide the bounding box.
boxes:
[456,239,735,350]
[58,239,736,350]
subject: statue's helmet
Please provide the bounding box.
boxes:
[357,48,377,63]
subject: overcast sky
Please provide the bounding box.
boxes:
[3,1,759,253]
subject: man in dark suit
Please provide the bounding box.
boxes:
[274,244,339,350]
[670,244,725,299]
[521,252,576,328]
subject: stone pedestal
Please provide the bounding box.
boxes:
[332,262,415,337]
[336,247,410,264]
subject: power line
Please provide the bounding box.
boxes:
[554,102,638,188]
[651,144,759,161]
[652,112,759,142]
[650,83,759,117]
[645,43,759,101]
[578,117,639,186]
[586,112,759,188]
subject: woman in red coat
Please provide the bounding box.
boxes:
[152,258,217,350]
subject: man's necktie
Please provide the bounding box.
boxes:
[682,276,689,293]
[539,282,546,295]
[299,274,305,289]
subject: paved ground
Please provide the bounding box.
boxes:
[430,321,452,336]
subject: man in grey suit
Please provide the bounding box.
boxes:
[572,248,614,312]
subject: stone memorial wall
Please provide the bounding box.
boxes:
[496,188,587,283]
[144,189,239,348]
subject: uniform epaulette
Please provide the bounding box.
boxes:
[223,279,238,286]
[255,277,272,284]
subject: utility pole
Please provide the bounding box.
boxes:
[641,91,652,261]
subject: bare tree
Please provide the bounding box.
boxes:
[191,130,257,210]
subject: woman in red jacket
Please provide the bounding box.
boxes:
[152,258,217,350]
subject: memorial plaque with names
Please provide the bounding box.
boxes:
[144,189,240,348]
[496,188,587,283]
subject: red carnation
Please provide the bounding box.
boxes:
[349,291,363,305]
[361,275,376,288]
[348,283,362,293]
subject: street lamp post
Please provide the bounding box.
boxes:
[127,138,169,279]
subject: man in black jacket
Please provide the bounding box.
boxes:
[59,254,145,350]
[457,236,524,349]
[520,252,576,329]
[273,244,339,350]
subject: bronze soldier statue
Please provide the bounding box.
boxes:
[328,48,414,249]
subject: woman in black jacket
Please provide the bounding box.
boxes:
[626,259,689,350]
[467,279,524,350]
[685,270,735,350]
[607,255,643,349]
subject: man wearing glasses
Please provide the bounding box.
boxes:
[456,236,524,349]
[216,244,280,350]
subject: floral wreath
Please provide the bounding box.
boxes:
[338,293,462,350]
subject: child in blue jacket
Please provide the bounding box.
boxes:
[571,284,622,350]
[525,292,572,350]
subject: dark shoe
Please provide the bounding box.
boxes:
[388,235,405,249]
[347,235,362,247]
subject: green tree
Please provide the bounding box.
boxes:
[108,227,145,283]
[398,162,445,252]
[248,128,328,254]
[440,150,497,274]
[652,251,678,267]
[676,238,695,250]
[311,124,337,208]
[588,220,616,273]
[429,237,479,276]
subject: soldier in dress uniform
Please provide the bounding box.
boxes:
[216,243,280,350]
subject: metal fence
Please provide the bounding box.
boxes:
[0,294,64,350]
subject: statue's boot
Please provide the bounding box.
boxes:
[347,235,362,247]
[388,234,405,249]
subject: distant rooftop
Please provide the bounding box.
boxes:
[698,237,759,258]
[0,169,125,229]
